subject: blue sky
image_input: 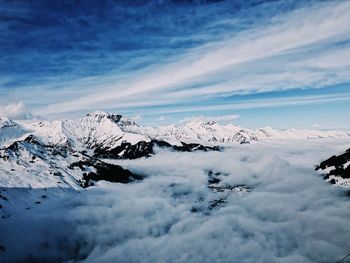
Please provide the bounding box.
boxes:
[1,0,350,129]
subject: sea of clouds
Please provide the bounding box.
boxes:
[1,139,350,262]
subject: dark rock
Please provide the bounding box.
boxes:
[94,139,221,159]
[209,198,227,209]
[208,172,221,184]
[71,158,141,187]
[315,149,350,171]
[316,148,350,185]
[53,171,62,177]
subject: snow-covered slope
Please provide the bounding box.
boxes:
[22,111,150,149]
[255,126,350,140]
[1,110,349,189]
[121,119,350,145]
[137,120,258,144]
[2,111,349,149]
[0,118,28,147]
[0,111,219,188]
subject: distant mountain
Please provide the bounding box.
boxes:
[0,111,349,189]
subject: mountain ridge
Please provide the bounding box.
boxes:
[1,111,350,189]
[3,110,348,148]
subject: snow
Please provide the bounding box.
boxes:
[1,112,349,152]
[0,139,84,189]
[255,127,350,140]
[0,111,349,190]
[125,119,349,145]
[0,118,28,148]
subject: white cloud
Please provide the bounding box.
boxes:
[158,115,167,121]
[0,102,34,120]
[75,142,350,262]
[129,114,142,122]
[27,0,350,117]
[129,93,350,116]
[180,114,239,124]
[3,140,350,262]
[312,124,321,128]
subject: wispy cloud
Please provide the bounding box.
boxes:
[141,93,350,116]
[26,0,350,117]
[129,114,143,122]
[2,0,350,128]
[158,115,167,121]
[180,114,240,124]
[0,102,34,120]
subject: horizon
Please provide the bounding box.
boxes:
[1,0,350,129]
[2,109,350,132]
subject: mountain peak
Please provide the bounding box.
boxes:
[86,110,122,123]
[86,110,110,117]
[0,117,17,128]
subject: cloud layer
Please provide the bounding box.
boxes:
[1,139,350,262]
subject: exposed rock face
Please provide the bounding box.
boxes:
[70,159,141,187]
[316,148,350,187]
[95,140,221,159]
[206,170,251,209]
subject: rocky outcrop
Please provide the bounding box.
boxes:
[316,148,350,187]
[94,140,221,159]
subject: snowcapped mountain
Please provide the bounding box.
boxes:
[3,110,348,148]
[0,111,219,189]
[137,120,258,144]
[118,114,350,144]
[0,110,349,189]
[255,126,350,140]
[22,111,149,149]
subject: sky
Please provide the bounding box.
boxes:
[0,0,350,129]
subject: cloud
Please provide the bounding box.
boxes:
[312,124,321,128]
[158,115,167,121]
[127,93,350,116]
[2,0,350,129]
[0,102,34,120]
[129,114,142,122]
[71,142,350,262]
[3,140,350,262]
[5,0,346,118]
[180,114,240,124]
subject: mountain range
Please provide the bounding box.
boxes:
[1,110,349,189]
